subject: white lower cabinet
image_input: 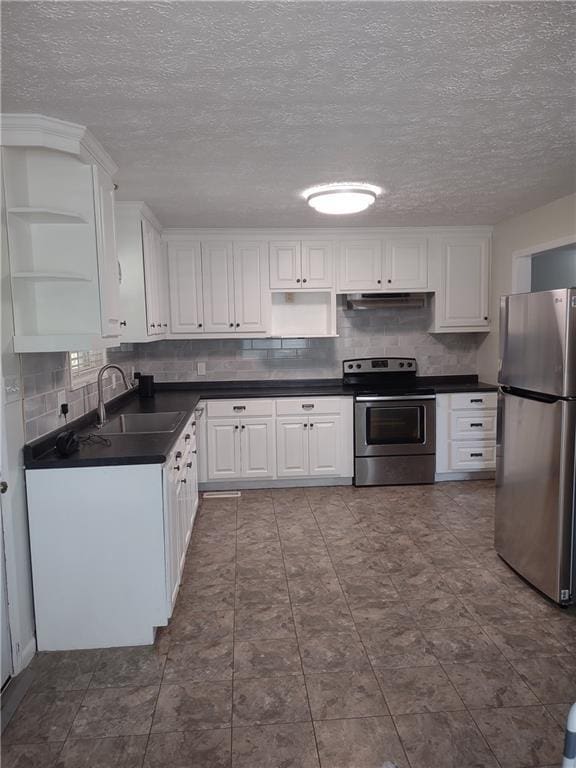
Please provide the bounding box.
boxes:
[25,412,199,650]
[436,391,497,478]
[207,416,275,480]
[276,418,310,477]
[204,396,353,486]
[277,415,342,477]
[308,416,341,476]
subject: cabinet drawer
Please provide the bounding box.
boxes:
[207,399,274,418]
[449,441,496,470]
[275,397,343,416]
[450,391,497,410]
[449,410,497,440]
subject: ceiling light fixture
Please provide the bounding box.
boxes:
[303,182,382,215]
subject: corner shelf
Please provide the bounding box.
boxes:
[8,207,87,224]
[12,271,92,282]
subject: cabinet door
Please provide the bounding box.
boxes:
[337,240,382,291]
[207,419,241,480]
[92,166,121,337]
[301,241,334,288]
[269,241,301,289]
[276,418,309,477]
[233,242,268,333]
[384,238,428,290]
[142,218,160,336]
[155,230,169,333]
[308,416,341,476]
[187,451,199,533]
[202,241,234,332]
[163,467,181,612]
[168,242,204,333]
[240,418,275,478]
[439,237,490,328]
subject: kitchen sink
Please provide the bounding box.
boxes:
[98,411,185,435]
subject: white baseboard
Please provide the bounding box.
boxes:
[199,477,353,491]
[16,636,37,674]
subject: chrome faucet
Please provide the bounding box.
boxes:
[96,364,131,426]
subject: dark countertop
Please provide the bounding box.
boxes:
[25,375,497,470]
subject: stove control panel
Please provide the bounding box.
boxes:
[343,358,417,374]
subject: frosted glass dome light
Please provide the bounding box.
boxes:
[303,183,382,215]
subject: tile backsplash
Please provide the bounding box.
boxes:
[22,347,138,442]
[137,301,483,382]
[21,301,483,441]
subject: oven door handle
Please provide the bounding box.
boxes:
[355,395,436,402]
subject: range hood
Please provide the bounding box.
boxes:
[346,293,429,310]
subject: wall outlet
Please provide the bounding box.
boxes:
[197,361,206,376]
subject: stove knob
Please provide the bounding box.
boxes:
[399,362,405,368]
[356,363,362,369]
[347,364,354,370]
[407,362,413,368]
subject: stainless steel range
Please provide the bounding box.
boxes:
[343,357,436,486]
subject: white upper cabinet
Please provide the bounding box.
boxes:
[337,240,382,291]
[233,241,269,333]
[202,241,235,332]
[2,114,121,352]
[116,202,168,342]
[301,241,334,288]
[338,237,428,293]
[431,235,490,332]
[270,240,333,289]
[167,238,269,336]
[93,167,121,337]
[168,242,203,334]
[270,241,301,288]
[384,237,428,290]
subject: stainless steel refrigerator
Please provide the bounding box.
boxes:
[496,287,576,605]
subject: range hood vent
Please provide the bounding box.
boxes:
[346,293,429,310]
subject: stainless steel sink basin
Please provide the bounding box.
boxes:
[98,411,185,435]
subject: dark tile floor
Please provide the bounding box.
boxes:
[2,481,575,767]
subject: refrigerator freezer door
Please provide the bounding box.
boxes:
[495,389,575,603]
[499,288,576,397]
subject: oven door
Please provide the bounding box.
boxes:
[355,396,436,457]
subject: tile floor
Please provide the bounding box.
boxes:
[2,480,575,768]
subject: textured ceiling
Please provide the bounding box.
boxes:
[2,1,576,227]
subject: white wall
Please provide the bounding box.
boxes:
[477,193,576,383]
[1,202,37,674]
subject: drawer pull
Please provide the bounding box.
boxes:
[233,406,246,412]
[175,451,182,459]
[302,404,315,410]
[174,465,180,471]
[186,462,192,468]
[470,452,483,458]
[184,434,191,441]
[181,478,187,484]
[470,398,484,403]
[470,423,483,428]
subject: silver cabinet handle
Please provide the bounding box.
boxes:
[470,423,483,427]
[302,404,315,410]
[470,398,484,403]
[470,452,483,458]
[233,406,246,412]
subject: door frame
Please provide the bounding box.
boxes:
[512,235,576,294]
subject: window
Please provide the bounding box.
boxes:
[69,350,107,389]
